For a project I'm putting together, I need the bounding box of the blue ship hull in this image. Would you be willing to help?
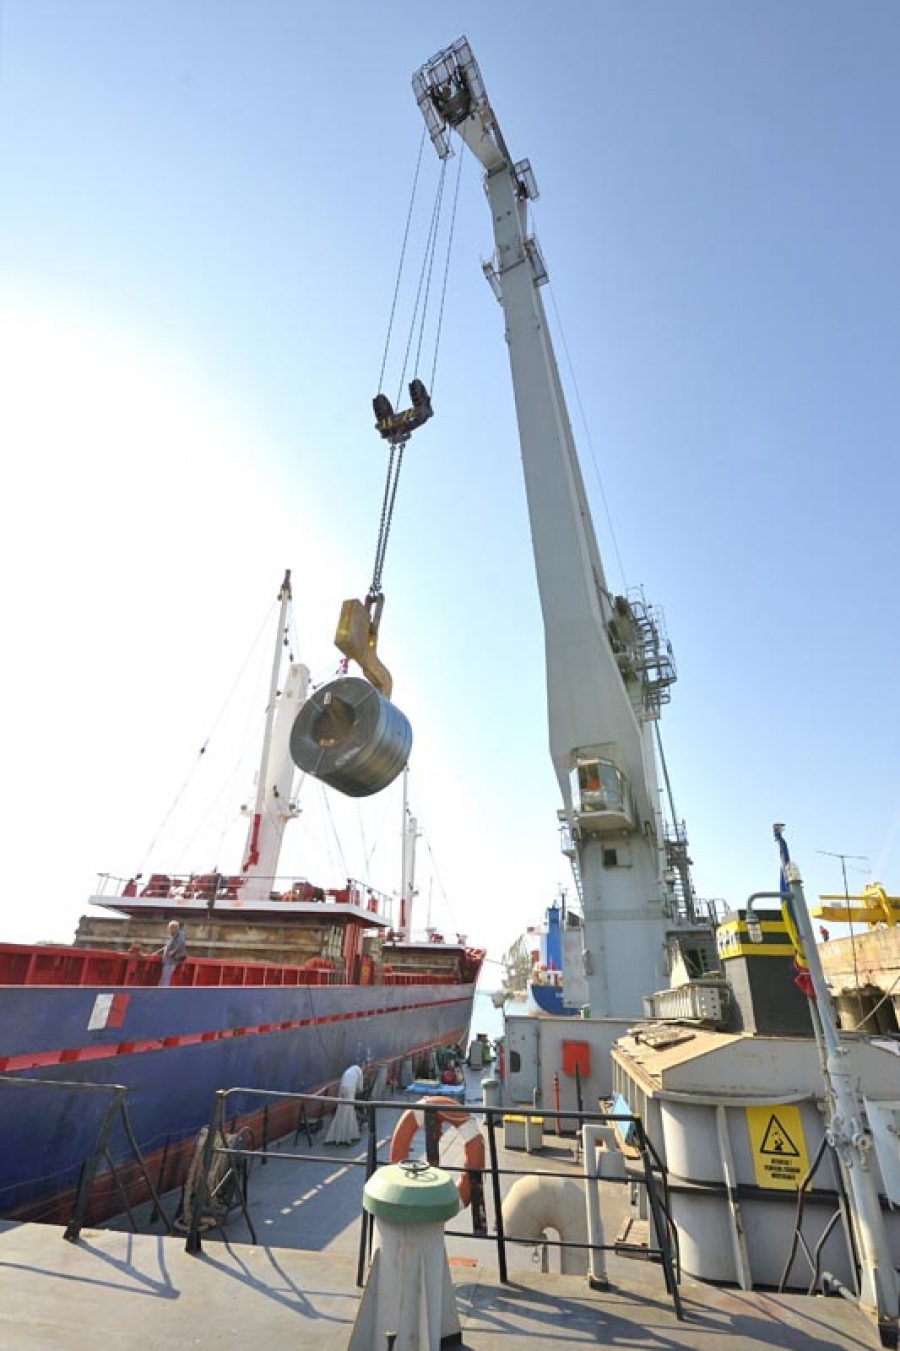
[0,980,476,1219]
[529,981,578,1017]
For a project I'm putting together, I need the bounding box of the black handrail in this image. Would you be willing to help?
[179,1083,684,1322]
[0,1075,172,1241]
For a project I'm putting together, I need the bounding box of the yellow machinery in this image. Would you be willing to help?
[812,882,899,928]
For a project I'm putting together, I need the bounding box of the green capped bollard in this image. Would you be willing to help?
[348,1161,461,1350]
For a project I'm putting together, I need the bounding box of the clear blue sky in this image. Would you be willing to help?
[1,2,897,965]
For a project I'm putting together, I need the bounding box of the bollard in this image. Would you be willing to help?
[481,1077,501,1111]
[348,1161,461,1350]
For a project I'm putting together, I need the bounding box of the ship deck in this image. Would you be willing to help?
[0,1070,886,1350]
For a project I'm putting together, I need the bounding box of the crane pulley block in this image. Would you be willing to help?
[373,378,433,447]
[334,593,393,698]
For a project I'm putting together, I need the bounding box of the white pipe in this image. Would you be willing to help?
[581,1124,608,1289]
[651,1088,812,1108]
[502,1175,588,1277]
[716,1103,752,1290]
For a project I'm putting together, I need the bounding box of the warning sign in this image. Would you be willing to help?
[745,1105,810,1191]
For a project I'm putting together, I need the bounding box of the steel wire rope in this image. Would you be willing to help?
[359,775,401,880]
[138,595,283,874]
[369,127,430,598]
[368,222,442,593]
[169,712,269,870]
[546,274,689,939]
[395,157,447,403]
[428,133,466,396]
[777,1133,831,1293]
[376,126,427,398]
[546,282,629,597]
[369,151,451,601]
[403,771,466,942]
[292,765,351,884]
[175,606,304,876]
[292,751,391,884]
[851,969,900,1030]
[305,788,412,940]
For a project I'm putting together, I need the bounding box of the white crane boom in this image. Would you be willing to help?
[414,38,682,1015]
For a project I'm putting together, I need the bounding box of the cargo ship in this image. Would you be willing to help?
[500,896,583,1017]
[0,571,484,1223]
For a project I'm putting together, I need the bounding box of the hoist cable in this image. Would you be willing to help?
[377,126,428,397]
[395,156,448,403]
[367,135,455,605]
[547,282,629,596]
[411,164,447,378]
[429,136,466,395]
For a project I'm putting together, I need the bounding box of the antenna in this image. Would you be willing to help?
[817,848,869,1022]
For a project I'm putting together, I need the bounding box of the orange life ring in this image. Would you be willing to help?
[389,1095,485,1207]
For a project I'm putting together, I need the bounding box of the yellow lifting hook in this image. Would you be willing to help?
[334,592,393,699]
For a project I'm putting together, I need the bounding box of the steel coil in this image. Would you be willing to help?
[289,676,412,798]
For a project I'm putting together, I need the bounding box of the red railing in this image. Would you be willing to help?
[94,871,394,918]
[0,944,485,990]
[0,944,341,989]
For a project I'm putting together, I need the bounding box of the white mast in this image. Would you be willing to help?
[775,828,899,1338]
[240,570,310,901]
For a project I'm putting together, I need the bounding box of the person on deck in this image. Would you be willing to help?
[324,1064,365,1145]
[157,921,187,986]
[441,1058,464,1087]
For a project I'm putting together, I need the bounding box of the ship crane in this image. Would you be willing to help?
[414,38,692,1017]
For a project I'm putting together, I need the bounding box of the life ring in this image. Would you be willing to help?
[389,1095,485,1207]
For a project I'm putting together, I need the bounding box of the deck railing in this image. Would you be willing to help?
[93,870,394,919]
[0,1076,171,1239]
[0,943,343,989]
[180,1083,684,1320]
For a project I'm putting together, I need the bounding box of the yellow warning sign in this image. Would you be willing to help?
[745,1104,810,1191]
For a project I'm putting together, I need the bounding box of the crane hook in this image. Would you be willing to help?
[334,591,392,698]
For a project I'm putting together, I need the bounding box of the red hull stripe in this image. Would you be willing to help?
[0,994,470,1074]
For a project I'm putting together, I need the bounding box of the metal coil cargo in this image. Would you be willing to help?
[289,675,412,798]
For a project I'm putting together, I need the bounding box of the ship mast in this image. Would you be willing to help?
[240,570,310,900]
[398,766,419,937]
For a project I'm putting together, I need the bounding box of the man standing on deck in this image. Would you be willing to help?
[157,920,186,986]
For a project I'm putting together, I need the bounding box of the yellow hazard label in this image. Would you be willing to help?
[745,1105,810,1191]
